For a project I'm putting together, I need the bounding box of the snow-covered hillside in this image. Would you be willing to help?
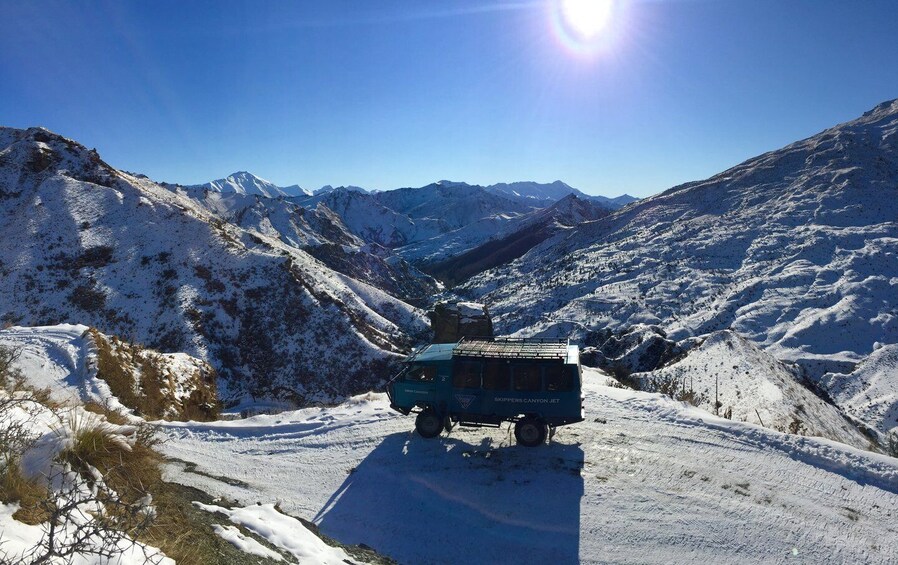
[421,194,611,283]
[462,100,898,382]
[158,368,898,564]
[631,330,871,449]
[0,127,427,405]
[167,186,439,300]
[189,171,310,198]
[374,181,534,231]
[0,324,217,421]
[818,344,898,441]
[295,187,447,248]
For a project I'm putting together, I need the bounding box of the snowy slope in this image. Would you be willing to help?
[461,99,898,378]
[631,330,870,449]
[189,171,310,198]
[395,194,610,266]
[158,368,898,564]
[0,127,427,405]
[818,344,898,440]
[0,324,121,408]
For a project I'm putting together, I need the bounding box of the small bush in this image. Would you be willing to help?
[59,413,162,506]
[0,454,52,525]
[69,285,107,312]
[90,329,140,410]
[82,400,129,425]
[648,373,708,407]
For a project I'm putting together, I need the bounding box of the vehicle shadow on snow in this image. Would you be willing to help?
[315,431,584,564]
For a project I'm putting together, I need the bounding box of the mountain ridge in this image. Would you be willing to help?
[0,126,426,405]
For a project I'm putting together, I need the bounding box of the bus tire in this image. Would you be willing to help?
[515,417,547,447]
[415,409,443,438]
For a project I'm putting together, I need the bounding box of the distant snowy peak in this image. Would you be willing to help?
[434,180,471,188]
[314,184,369,195]
[486,180,579,202]
[193,171,311,198]
[485,180,636,209]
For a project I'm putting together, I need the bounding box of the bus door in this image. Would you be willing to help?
[450,359,483,414]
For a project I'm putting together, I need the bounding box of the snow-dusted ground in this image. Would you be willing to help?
[159,368,898,564]
[0,325,347,564]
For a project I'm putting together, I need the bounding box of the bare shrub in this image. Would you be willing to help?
[648,373,708,407]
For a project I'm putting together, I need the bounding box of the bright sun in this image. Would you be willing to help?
[560,0,615,40]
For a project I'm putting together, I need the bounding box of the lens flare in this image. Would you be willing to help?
[550,0,624,57]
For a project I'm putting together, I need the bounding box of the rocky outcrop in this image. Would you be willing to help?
[429,302,493,343]
[582,325,687,378]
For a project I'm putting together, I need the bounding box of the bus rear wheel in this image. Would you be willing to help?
[415,409,443,438]
[515,417,547,447]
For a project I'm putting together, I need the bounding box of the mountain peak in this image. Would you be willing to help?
[861,98,898,119]
[434,180,470,188]
[192,172,310,198]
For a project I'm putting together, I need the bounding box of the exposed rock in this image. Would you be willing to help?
[429,302,493,343]
[582,325,686,377]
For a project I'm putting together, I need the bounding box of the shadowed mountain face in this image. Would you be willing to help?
[0,127,428,405]
[460,99,898,377]
[424,194,611,285]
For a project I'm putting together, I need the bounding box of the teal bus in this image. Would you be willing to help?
[387,337,584,446]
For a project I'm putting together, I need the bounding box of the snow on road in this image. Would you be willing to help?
[159,369,898,564]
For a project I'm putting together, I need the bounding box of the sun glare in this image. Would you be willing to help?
[550,0,623,57]
[561,0,614,40]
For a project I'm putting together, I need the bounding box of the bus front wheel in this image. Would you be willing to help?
[415,409,442,438]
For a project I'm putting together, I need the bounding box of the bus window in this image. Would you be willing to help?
[544,364,573,391]
[453,360,482,388]
[512,364,541,392]
[482,361,510,390]
[405,365,437,382]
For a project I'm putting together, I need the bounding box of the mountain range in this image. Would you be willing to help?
[1,100,896,448]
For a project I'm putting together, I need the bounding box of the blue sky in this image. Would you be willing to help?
[2,0,897,197]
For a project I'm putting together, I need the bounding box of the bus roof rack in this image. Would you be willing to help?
[453,336,569,360]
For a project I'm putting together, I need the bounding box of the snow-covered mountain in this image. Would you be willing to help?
[485,180,637,209]
[294,187,447,248]
[314,184,368,195]
[374,181,535,230]
[459,99,898,444]
[422,194,611,284]
[190,171,311,198]
[631,330,870,449]
[0,127,427,405]
[167,187,439,300]
[818,344,898,442]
